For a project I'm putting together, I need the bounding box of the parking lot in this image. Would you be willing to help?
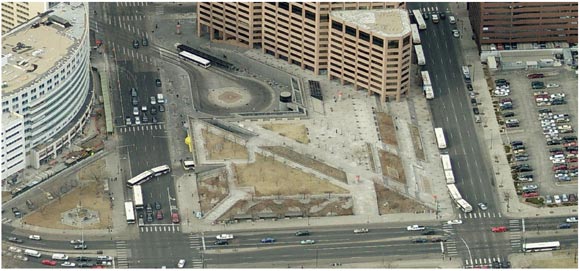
[490,67,578,204]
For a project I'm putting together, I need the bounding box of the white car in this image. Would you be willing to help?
[554,195,562,204]
[447,220,463,225]
[354,228,369,234]
[70,240,84,244]
[216,234,234,240]
[177,259,185,268]
[547,83,560,88]
[300,240,316,245]
[134,116,141,125]
[522,184,538,191]
[28,235,41,240]
[61,262,76,267]
[150,96,157,105]
[133,106,139,116]
[566,217,578,223]
[141,105,147,112]
[406,225,426,231]
[452,29,460,38]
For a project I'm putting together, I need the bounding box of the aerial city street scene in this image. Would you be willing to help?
[1,1,578,269]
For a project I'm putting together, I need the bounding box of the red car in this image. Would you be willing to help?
[567,158,578,163]
[527,73,544,79]
[171,212,180,223]
[553,165,568,171]
[492,226,508,233]
[564,142,577,147]
[156,210,163,220]
[41,260,57,266]
[523,192,539,198]
[570,150,578,154]
[570,165,578,170]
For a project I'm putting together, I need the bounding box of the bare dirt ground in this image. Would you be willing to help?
[202,129,248,160]
[377,112,398,146]
[374,182,430,214]
[77,159,107,181]
[217,197,353,221]
[2,191,12,204]
[234,154,348,196]
[378,150,406,183]
[509,249,577,268]
[261,123,309,144]
[409,125,425,161]
[366,143,376,172]
[261,146,348,183]
[198,171,229,213]
[23,180,111,230]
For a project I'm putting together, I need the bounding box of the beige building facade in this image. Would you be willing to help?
[329,9,412,102]
[1,2,49,34]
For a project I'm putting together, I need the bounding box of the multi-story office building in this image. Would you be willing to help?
[1,2,50,34]
[469,2,578,48]
[1,112,25,184]
[329,9,412,102]
[1,2,93,180]
[197,2,410,100]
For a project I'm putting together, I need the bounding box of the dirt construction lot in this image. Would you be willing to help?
[23,180,111,230]
[490,67,577,199]
[377,112,398,146]
[234,154,348,196]
[202,129,249,160]
[374,183,431,214]
[261,122,309,144]
[378,150,406,183]
[198,171,229,213]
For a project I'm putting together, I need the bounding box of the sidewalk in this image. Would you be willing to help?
[450,3,577,218]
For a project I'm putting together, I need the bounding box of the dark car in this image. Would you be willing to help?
[471,98,477,106]
[214,240,229,245]
[466,84,473,91]
[431,237,447,242]
[412,238,428,243]
[563,136,577,141]
[132,96,139,106]
[512,145,525,150]
[547,140,561,145]
[492,261,501,269]
[511,140,523,146]
[558,223,571,229]
[155,79,162,87]
[538,108,552,114]
[142,37,148,46]
[569,194,577,202]
[495,79,509,85]
[527,73,544,79]
[154,202,161,210]
[501,261,511,268]
[146,204,153,214]
[8,237,23,243]
[439,12,446,19]
[132,39,139,49]
[152,116,158,123]
[503,112,515,117]
[146,213,154,223]
[76,256,91,261]
[151,107,157,115]
[261,237,276,243]
[422,13,429,20]
[131,88,137,97]
[159,105,165,112]
[421,230,436,235]
[473,107,480,115]
[295,230,310,236]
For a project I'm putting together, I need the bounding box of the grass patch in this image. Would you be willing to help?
[261,123,309,144]
[202,129,248,160]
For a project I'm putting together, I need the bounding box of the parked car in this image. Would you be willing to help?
[473,107,480,115]
[554,195,562,204]
[527,73,544,79]
[154,202,161,210]
[155,79,162,87]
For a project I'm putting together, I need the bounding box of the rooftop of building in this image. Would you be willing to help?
[1,111,24,128]
[331,9,410,38]
[1,2,87,96]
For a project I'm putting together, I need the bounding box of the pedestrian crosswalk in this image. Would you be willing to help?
[441,224,458,256]
[155,6,164,15]
[464,256,508,268]
[119,124,165,133]
[508,219,523,251]
[114,240,130,268]
[457,211,502,219]
[116,2,148,7]
[139,224,180,233]
[189,234,205,268]
[2,218,13,224]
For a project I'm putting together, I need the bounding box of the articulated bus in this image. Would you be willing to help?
[151,165,171,177]
[522,241,560,252]
[434,128,447,149]
[446,184,462,201]
[440,154,452,171]
[126,170,153,186]
[125,201,136,224]
[132,185,144,210]
[182,160,196,170]
[178,51,211,68]
[444,170,456,184]
[412,10,427,30]
[456,199,473,213]
[414,45,426,66]
[411,24,421,44]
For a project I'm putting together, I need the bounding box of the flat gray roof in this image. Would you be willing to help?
[331,9,410,38]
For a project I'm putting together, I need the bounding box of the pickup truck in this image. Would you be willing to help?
[216,234,234,240]
[406,225,426,231]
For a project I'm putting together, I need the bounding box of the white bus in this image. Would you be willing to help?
[440,154,452,171]
[446,184,462,201]
[179,51,211,68]
[414,45,426,66]
[444,170,456,184]
[522,241,560,252]
[434,128,447,149]
[421,70,434,99]
[127,170,153,186]
[412,10,427,30]
[125,201,136,224]
[133,184,144,210]
[182,160,196,170]
[151,165,171,177]
[456,198,473,213]
[411,24,421,44]
[24,249,41,258]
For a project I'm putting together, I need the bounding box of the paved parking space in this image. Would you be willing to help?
[490,68,578,201]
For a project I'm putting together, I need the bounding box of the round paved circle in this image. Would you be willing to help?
[208,87,252,108]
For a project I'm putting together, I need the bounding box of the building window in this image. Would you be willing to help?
[345,25,357,37]
[359,31,370,42]
[388,40,399,49]
[332,21,343,31]
[373,37,384,47]
[403,36,410,46]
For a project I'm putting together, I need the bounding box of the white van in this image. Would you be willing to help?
[449,16,456,24]
[52,254,69,261]
[24,249,41,258]
[97,256,113,261]
[156,93,165,104]
[28,235,41,240]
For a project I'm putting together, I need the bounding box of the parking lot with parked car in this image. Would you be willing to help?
[491,68,577,205]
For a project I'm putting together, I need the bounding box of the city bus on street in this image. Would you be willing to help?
[178,51,211,68]
[133,185,144,210]
[125,202,136,224]
[151,165,171,177]
[126,170,153,186]
[522,241,560,252]
[412,9,427,30]
[447,184,462,201]
[411,24,421,44]
[456,199,473,213]
[434,128,447,149]
[414,45,426,66]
